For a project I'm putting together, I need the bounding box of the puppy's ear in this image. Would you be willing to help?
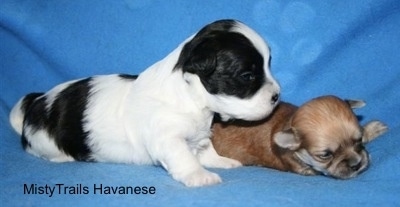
[345,99,366,109]
[176,38,217,77]
[362,121,388,143]
[185,49,216,77]
[273,128,300,150]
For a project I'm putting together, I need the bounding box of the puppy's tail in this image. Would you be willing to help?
[9,93,44,135]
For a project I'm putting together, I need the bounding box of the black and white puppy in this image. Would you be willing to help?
[9,19,280,187]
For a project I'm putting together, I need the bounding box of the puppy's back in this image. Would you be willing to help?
[212,102,297,167]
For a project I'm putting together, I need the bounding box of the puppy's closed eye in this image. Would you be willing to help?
[314,150,333,161]
[240,71,255,82]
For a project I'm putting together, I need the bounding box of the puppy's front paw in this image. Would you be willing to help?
[174,168,222,187]
[203,156,242,169]
[298,167,318,176]
[363,121,388,143]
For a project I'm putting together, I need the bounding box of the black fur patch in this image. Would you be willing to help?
[20,93,44,149]
[23,78,93,161]
[174,19,265,99]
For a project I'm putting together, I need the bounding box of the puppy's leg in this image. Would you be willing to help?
[362,121,388,143]
[197,140,242,169]
[293,165,318,176]
[286,153,318,176]
[155,138,222,187]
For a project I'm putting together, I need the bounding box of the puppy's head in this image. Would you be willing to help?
[274,96,385,179]
[174,19,280,121]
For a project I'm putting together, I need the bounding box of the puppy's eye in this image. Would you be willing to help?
[240,71,255,81]
[316,151,333,160]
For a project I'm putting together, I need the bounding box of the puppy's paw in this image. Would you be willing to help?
[200,155,242,169]
[292,163,317,176]
[210,156,242,169]
[299,167,318,176]
[363,121,388,143]
[174,168,222,187]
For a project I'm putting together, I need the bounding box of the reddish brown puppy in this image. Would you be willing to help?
[212,95,387,179]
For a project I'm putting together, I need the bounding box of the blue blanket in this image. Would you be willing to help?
[1,1,399,206]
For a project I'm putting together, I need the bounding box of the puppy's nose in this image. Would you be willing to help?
[271,93,280,104]
[350,161,362,171]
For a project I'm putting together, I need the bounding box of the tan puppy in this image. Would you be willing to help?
[212,95,388,179]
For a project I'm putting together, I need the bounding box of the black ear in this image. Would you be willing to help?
[175,37,217,77]
[185,41,217,76]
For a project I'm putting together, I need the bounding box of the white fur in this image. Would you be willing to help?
[24,126,75,162]
[10,20,279,187]
[80,50,243,186]
[208,84,279,121]
[9,97,25,135]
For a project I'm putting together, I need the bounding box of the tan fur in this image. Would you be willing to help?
[212,102,297,171]
[212,95,388,178]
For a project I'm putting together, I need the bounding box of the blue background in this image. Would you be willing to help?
[1,0,399,206]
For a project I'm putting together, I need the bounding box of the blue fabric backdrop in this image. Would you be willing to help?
[1,1,399,206]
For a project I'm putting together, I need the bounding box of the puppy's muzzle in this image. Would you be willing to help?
[349,160,362,172]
